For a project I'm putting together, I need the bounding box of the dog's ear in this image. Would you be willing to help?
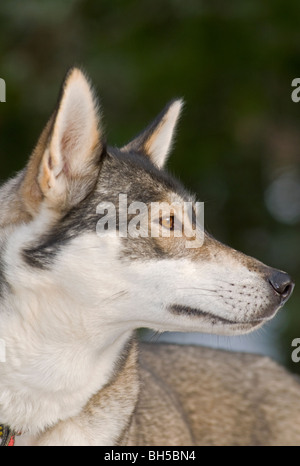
[22,68,103,214]
[122,99,183,169]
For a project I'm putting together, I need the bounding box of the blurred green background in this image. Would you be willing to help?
[0,0,299,372]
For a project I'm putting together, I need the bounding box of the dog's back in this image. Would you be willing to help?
[125,343,300,446]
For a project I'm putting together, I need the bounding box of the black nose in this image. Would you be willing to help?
[268,271,295,302]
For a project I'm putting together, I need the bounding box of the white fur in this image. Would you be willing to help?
[0,205,272,443]
[0,221,131,435]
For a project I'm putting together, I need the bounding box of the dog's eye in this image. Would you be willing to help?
[159,214,175,230]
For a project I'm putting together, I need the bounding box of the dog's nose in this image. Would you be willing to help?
[268,270,295,303]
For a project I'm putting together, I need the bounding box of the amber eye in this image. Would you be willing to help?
[159,214,175,230]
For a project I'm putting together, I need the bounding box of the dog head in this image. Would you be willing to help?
[0,68,294,341]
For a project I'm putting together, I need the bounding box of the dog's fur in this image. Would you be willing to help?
[0,69,299,446]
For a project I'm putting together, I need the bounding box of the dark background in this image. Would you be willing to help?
[0,0,299,373]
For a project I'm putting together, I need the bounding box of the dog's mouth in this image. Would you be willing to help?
[169,304,273,329]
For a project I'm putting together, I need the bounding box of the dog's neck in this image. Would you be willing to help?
[1,313,138,445]
[17,338,140,446]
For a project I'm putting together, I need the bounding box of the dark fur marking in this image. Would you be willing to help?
[169,304,260,328]
[170,304,238,324]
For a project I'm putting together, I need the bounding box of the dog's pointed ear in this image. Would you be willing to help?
[22,68,103,214]
[122,99,183,169]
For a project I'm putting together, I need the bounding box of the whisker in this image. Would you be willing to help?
[176,287,218,292]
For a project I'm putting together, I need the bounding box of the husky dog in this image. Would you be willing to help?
[0,68,298,446]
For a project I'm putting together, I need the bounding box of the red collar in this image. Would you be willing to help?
[0,425,15,446]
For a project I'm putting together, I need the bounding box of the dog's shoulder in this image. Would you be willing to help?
[139,340,281,377]
[136,342,300,445]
